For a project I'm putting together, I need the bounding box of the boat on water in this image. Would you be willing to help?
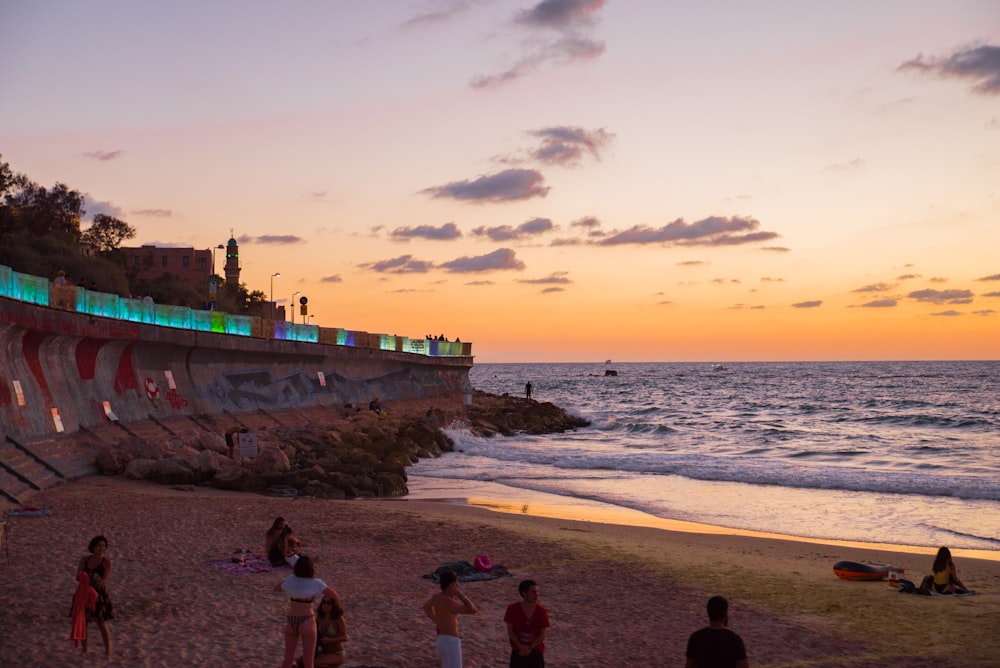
[711,363,727,372]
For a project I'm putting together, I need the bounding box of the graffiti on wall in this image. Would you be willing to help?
[204,366,426,409]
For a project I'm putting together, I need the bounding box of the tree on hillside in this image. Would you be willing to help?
[81,214,136,252]
[4,178,84,241]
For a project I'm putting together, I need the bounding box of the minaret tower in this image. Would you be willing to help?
[224,231,241,286]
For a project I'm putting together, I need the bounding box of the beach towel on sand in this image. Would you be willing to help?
[422,560,513,583]
[206,554,276,574]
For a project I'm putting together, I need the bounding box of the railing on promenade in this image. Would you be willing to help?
[0,264,471,358]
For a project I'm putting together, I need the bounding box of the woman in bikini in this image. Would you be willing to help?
[77,535,114,655]
[314,595,348,666]
[274,555,339,668]
[932,546,968,594]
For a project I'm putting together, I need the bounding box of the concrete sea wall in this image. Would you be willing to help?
[0,295,473,504]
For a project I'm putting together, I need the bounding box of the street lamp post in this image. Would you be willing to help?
[212,244,225,275]
[291,291,301,323]
[270,273,281,321]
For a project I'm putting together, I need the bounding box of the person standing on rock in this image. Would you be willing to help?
[525,382,532,400]
[423,569,477,668]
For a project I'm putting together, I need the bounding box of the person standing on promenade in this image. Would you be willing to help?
[525,382,532,399]
[422,569,477,668]
[77,535,115,656]
[504,579,550,668]
[685,595,749,668]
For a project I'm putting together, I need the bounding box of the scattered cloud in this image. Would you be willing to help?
[528,126,615,166]
[400,1,473,29]
[596,216,778,247]
[760,276,785,282]
[421,169,549,203]
[518,271,571,285]
[465,280,495,286]
[930,310,963,317]
[472,217,554,241]
[471,0,606,89]
[390,222,462,241]
[897,273,920,280]
[541,286,565,294]
[907,288,974,304]
[679,261,707,267]
[860,298,898,308]
[549,238,583,246]
[321,275,343,283]
[81,194,123,221]
[82,150,124,161]
[853,282,894,293]
[928,276,948,283]
[984,291,1000,298]
[132,208,173,218]
[761,246,791,253]
[977,273,1000,281]
[712,278,741,285]
[898,43,1000,95]
[792,300,822,308]
[255,235,305,244]
[570,216,601,229]
[361,254,435,274]
[972,309,996,316]
[439,248,525,273]
[825,157,866,171]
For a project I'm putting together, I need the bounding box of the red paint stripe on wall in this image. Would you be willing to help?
[114,341,139,395]
[75,338,107,380]
[21,330,53,404]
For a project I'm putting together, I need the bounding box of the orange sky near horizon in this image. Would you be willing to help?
[2,1,998,362]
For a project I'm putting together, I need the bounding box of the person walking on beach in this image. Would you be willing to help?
[685,596,749,668]
[525,381,532,400]
[275,555,340,668]
[77,535,115,656]
[504,579,550,668]
[422,569,477,668]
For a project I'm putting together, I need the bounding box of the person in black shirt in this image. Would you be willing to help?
[685,596,749,668]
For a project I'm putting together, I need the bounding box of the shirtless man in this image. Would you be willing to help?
[422,570,477,668]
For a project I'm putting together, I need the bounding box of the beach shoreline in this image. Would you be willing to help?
[2,476,998,667]
[401,476,1000,564]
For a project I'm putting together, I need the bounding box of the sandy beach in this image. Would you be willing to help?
[2,476,998,668]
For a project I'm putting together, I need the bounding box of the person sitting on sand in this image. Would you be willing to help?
[275,555,340,668]
[270,524,295,567]
[285,536,302,567]
[932,546,968,594]
[423,569,477,668]
[266,517,288,555]
[308,595,348,667]
[685,595,749,668]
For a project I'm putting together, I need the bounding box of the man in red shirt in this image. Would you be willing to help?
[503,579,550,668]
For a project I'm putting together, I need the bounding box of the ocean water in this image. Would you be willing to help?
[407,361,1000,553]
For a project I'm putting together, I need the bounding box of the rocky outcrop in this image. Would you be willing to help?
[92,391,588,500]
[462,390,591,436]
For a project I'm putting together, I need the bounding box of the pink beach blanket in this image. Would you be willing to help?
[206,554,277,574]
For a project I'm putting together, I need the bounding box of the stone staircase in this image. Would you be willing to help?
[0,433,98,506]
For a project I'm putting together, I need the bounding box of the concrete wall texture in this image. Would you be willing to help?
[0,296,473,441]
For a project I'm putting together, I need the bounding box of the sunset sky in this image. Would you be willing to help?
[3,0,999,362]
